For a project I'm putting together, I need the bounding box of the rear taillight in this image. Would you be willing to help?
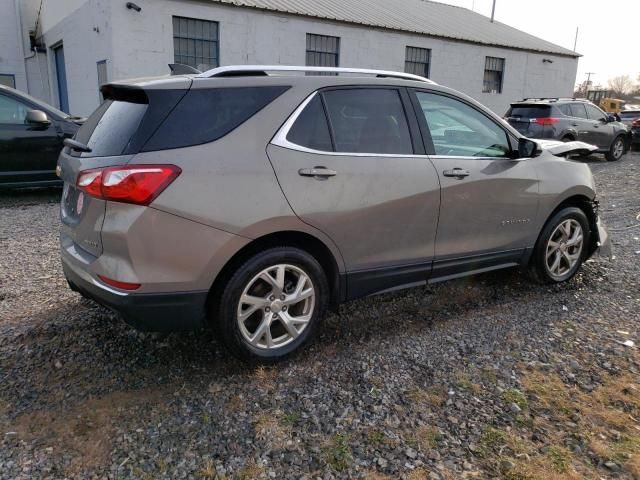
[632,119,640,127]
[97,275,141,291]
[76,164,181,205]
[531,117,560,126]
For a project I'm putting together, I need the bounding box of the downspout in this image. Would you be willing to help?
[15,0,35,60]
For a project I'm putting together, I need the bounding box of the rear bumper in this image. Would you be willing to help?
[62,254,208,332]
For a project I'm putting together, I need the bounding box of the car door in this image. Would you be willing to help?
[409,89,540,277]
[267,87,441,297]
[585,103,614,149]
[567,103,594,144]
[0,92,62,184]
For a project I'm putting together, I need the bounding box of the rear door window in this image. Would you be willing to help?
[143,86,289,151]
[286,94,333,151]
[321,88,413,155]
[557,104,572,116]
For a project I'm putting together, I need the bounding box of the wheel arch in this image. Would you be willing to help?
[527,193,599,265]
[206,230,345,319]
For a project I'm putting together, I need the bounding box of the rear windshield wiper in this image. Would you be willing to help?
[64,138,92,153]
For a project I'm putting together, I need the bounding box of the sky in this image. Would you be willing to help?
[429,0,640,89]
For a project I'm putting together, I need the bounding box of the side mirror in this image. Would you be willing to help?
[517,137,540,158]
[606,113,618,123]
[25,109,51,128]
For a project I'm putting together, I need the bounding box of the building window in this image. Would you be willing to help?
[97,60,108,102]
[483,56,505,94]
[172,16,219,71]
[306,33,340,69]
[405,46,430,78]
[0,74,16,89]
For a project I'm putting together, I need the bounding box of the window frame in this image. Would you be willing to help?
[172,16,220,70]
[408,88,517,158]
[97,60,108,102]
[0,74,16,89]
[305,33,340,69]
[482,56,505,94]
[272,86,424,157]
[404,46,431,78]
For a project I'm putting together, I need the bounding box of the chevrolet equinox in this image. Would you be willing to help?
[58,66,610,362]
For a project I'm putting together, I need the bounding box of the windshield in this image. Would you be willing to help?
[5,87,69,119]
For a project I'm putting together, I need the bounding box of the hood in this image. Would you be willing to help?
[535,139,598,157]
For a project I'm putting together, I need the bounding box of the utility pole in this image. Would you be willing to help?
[573,26,579,51]
[490,0,496,22]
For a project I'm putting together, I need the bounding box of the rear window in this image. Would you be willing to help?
[619,111,640,119]
[142,86,289,151]
[507,105,551,118]
[73,99,148,157]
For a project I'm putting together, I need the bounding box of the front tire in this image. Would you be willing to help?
[605,135,625,161]
[530,207,590,284]
[214,247,329,363]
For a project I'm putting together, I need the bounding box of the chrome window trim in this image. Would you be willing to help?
[271,91,510,160]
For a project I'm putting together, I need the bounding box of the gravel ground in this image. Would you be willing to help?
[1,151,639,480]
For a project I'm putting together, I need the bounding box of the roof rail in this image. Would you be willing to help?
[521,97,588,102]
[196,65,437,84]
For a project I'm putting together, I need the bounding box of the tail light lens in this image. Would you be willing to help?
[76,164,181,205]
[531,117,560,126]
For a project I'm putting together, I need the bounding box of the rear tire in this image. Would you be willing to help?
[213,247,329,363]
[605,135,625,161]
[530,207,590,284]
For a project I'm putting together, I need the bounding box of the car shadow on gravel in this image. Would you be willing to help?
[1,257,609,419]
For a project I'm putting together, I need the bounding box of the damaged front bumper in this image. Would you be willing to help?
[588,200,613,259]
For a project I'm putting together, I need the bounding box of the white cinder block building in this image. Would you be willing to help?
[1,0,580,116]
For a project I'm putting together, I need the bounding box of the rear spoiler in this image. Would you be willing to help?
[168,63,201,75]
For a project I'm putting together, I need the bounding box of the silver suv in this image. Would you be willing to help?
[58,66,610,362]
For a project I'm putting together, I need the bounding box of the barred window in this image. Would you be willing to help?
[306,34,340,69]
[483,56,505,94]
[405,46,431,78]
[173,16,219,71]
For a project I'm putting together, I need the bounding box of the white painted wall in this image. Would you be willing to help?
[0,0,28,91]
[41,0,114,115]
[30,0,578,116]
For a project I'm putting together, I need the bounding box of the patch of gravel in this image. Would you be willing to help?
[1,153,639,479]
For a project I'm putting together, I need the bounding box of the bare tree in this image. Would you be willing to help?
[608,75,634,95]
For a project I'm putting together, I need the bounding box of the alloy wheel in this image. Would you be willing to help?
[545,219,584,280]
[613,138,624,159]
[237,264,315,349]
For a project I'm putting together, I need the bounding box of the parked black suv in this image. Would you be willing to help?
[619,110,640,147]
[0,84,84,188]
[505,98,631,161]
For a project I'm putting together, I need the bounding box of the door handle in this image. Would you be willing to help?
[442,168,470,178]
[571,123,579,127]
[298,166,337,179]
